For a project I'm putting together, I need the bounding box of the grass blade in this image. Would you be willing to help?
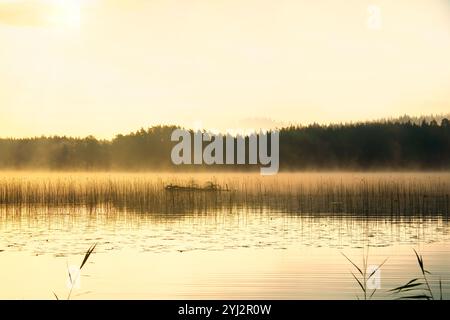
[389,282,424,293]
[396,294,431,300]
[368,258,388,280]
[80,243,97,270]
[342,253,363,276]
[369,289,377,300]
[413,248,424,274]
[66,261,73,286]
[388,278,421,292]
[351,272,365,294]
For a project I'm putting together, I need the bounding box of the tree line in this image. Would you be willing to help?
[0,118,449,170]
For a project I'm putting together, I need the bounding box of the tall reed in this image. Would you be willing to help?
[54,243,97,300]
[0,172,448,215]
[389,249,444,300]
[342,248,387,300]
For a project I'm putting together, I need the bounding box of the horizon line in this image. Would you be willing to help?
[1,112,449,141]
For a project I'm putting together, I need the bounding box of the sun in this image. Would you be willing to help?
[47,0,81,29]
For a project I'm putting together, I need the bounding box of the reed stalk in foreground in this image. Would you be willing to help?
[345,248,446,300]
[53,243,97,300]
[389,249,444,300]
[342,248,387,300]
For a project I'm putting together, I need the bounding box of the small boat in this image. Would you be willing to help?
[165,181,229,192]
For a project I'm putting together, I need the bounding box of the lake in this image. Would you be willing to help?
[0,172,449,299]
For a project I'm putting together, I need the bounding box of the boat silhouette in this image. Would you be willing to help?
[164,181,230,192]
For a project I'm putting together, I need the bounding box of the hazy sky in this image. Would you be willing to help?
[1,0,450,138]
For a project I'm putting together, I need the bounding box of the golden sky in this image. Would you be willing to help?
[0,0,449,138]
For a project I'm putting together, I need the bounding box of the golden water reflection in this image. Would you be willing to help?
[0,205,449,299]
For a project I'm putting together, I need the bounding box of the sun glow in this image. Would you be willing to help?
[47,0,81,29]
[1,0,449,138]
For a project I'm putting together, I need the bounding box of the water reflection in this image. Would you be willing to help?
[0,205,449,255]
[0,205,449,299]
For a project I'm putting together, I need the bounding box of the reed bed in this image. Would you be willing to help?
[0,172,449,215]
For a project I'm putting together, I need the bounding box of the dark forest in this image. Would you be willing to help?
[1,117,449,170]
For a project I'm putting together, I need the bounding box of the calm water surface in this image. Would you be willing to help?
[0,204,449,299]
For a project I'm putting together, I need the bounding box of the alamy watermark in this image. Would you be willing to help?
[367,4,382,31]
[170,129,280,175]
[67,265,81,290]
[366,264,382,290]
